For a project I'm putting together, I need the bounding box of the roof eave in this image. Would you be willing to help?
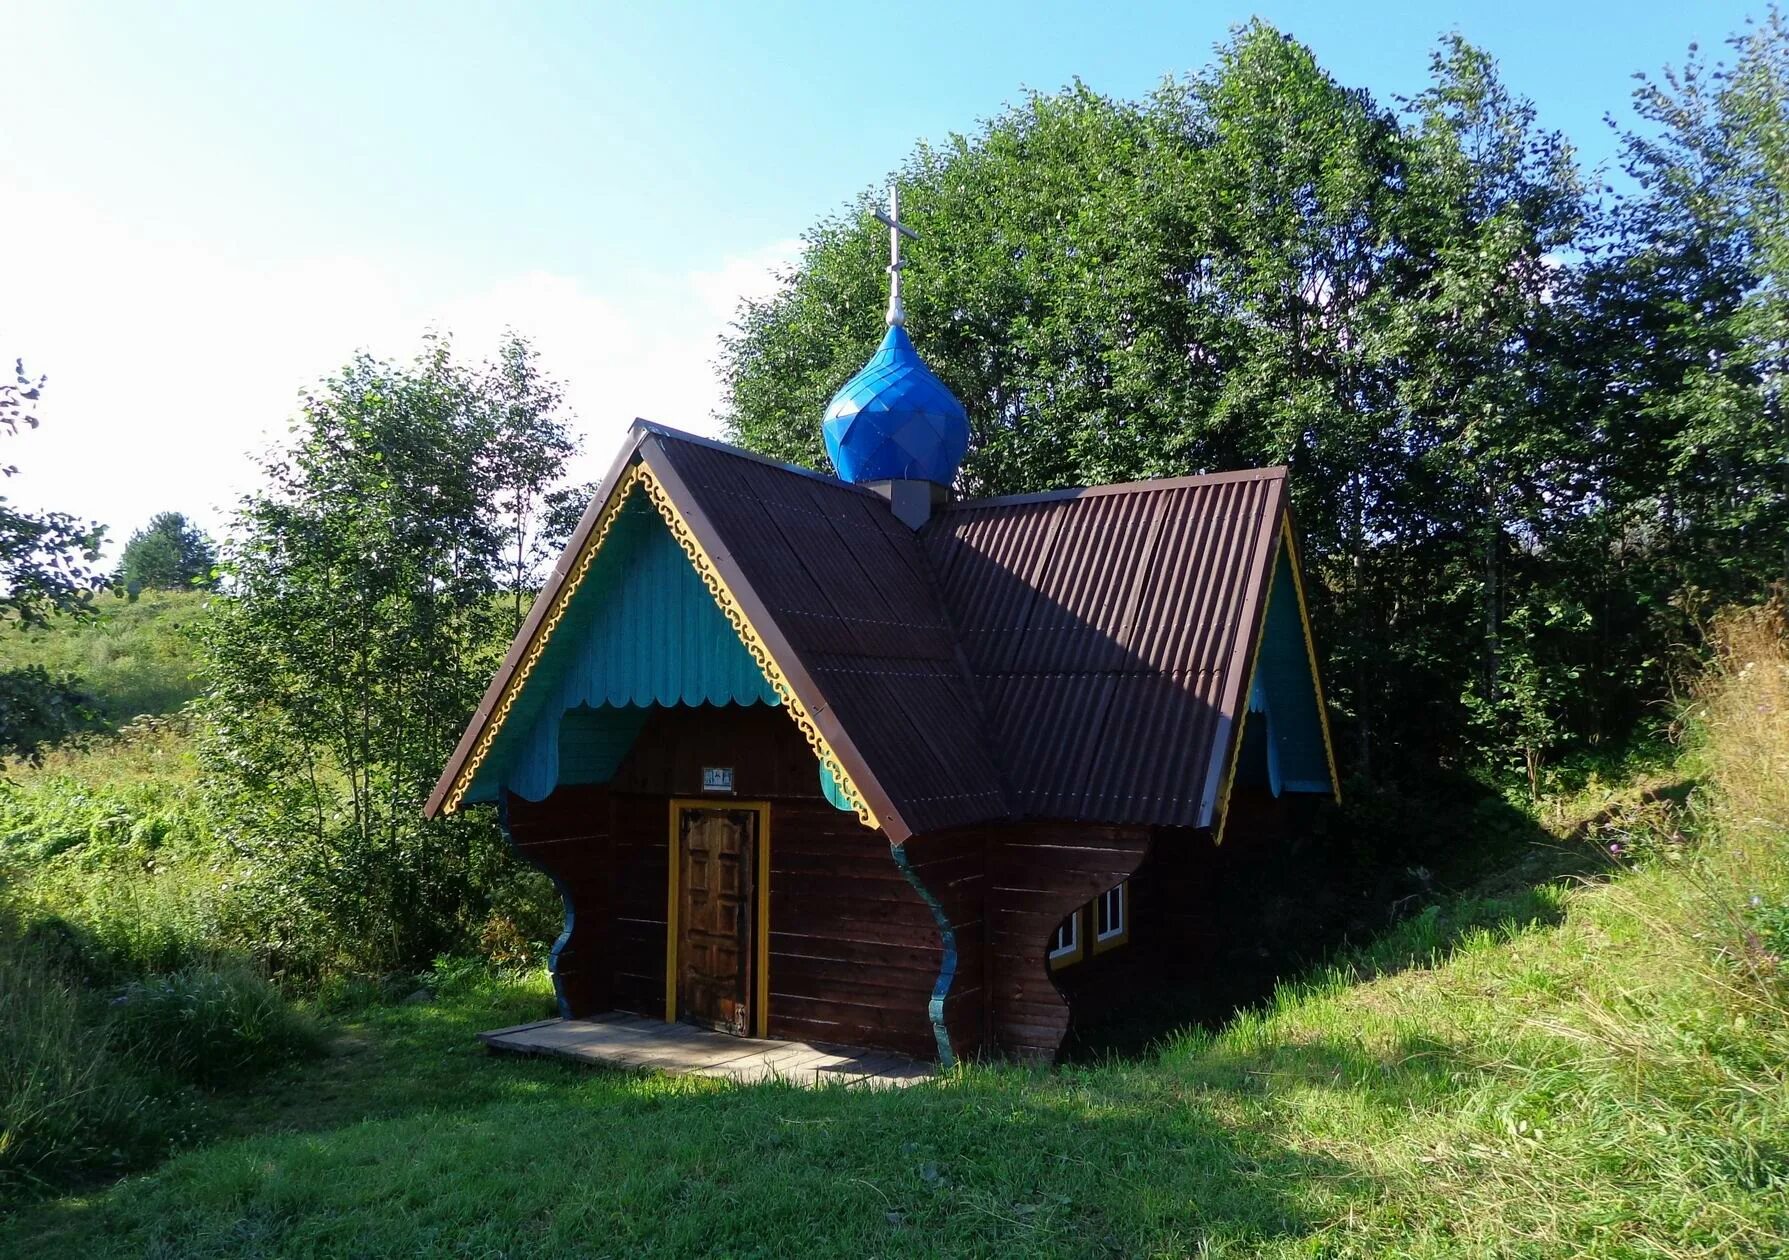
[636,433,914,843]
[1195,471,1290,832]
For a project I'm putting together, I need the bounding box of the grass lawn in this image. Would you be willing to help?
[3,823,1784,1259]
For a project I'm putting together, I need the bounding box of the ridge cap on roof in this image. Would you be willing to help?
[944,465,1288,512]
[631,419,879,498]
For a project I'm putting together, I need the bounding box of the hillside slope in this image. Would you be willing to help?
[1,612,1783,1257]
[0,589,209,728]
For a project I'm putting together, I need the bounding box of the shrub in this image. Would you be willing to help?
[0,938,153,1193]
[111,965,320,1085]
[0,665,96,761]
[1,721,560,985]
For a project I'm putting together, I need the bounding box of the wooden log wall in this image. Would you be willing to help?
[1128,824,1222,974]
[504,703,945,1059]
[502,703,1177,1064]
[896,830,987,1062]
[765,799,939,1059]
[608,703,829,800]
[1129,790,1299,975]
[607,792,669,1016]
[1057,792,1321,1037]
[985,823,1153,1062]
[504,785,669,1020]
[502,784,615,1018]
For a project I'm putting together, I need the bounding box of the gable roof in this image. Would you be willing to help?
[921,468,1291,828]
[427,422,1334,843]
[642,431,1008,836]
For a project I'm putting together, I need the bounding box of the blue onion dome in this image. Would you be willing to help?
[822,323,969,485]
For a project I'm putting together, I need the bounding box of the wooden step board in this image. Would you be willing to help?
[479,1012,935,1089]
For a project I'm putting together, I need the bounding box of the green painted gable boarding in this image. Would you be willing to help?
[1238,548,1333,797]
[462,497,780,805]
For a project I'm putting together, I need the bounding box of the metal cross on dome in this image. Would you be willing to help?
[874,183,918,327]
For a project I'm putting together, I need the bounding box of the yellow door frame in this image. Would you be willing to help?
[665,799,771,1038]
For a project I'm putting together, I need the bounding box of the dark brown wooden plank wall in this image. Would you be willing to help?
[766,799,939,1058]
[897,829,988,1061]
[506,778,1154,1064]
[509,704,949,1058]
[503,784,614,1017]
[608,703,829,801]
[608,791,669,1016]
[985,823,1153,1062]
[504,786,671,1020]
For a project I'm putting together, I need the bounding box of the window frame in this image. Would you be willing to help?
[1048,907,1084,970]
[1091,880,1130,954]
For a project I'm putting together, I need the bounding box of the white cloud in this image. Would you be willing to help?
[429,238,798,492]
[0,184,798,555]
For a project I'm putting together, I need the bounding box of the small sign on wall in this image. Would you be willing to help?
[701,766,735,793]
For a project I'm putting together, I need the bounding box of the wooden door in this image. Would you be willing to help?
[676,807,756,1035]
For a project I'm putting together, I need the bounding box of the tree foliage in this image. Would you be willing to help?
[200,333,574,973]
[0,361,106,632]
[483,334,581,633]
[0,361,107,760]
[722,18,1789,790]
[116,511,217,593]
[1592,11,1789,613]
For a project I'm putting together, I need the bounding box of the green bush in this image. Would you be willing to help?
[2,723,561,986]
[0,664,96,761]
[111,965,320,1084]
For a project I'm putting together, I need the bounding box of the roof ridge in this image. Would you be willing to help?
[630,420,880,499]
[945,465,1288,512]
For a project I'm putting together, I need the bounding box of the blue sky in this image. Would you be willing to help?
[1,0,1759,547]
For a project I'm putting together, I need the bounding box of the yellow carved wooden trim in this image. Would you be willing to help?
[634,467,879,830]
[442,462,880,831]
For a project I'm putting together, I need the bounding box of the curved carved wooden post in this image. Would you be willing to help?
[500,787,614,1019]
[891,830,989,1065]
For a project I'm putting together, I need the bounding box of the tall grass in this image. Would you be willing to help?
[0,728,245,982]
[1161,603,1789,1254]
[0,936,320,1197]
[0,942,154,1192]
[1696,602,1789,979]
[0,724,323,1199]
[111,965,320,1084]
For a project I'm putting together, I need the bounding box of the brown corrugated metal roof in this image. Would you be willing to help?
[430,422,1296,839]
[643,432,1008,839]
[921,469,1287,828]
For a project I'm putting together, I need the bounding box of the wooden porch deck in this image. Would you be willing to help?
[479,1012,936,1088]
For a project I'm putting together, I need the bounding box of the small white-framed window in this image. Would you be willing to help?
[1048,908,1082,969]
[1092,881,1129,953]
